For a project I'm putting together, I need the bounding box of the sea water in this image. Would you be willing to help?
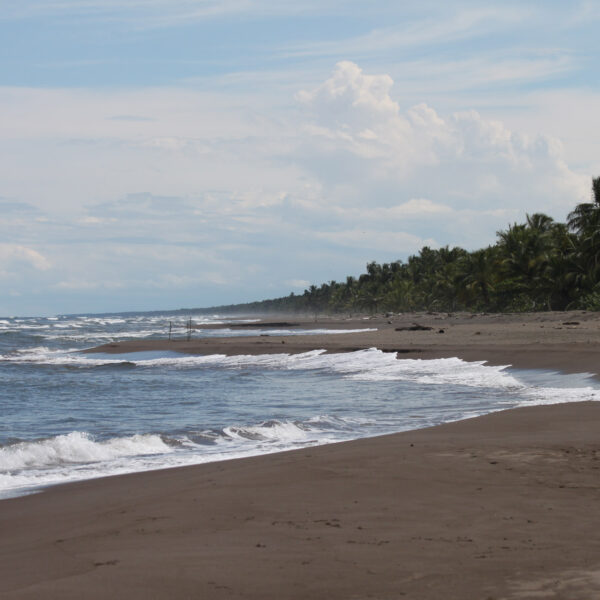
[1,312,599,499]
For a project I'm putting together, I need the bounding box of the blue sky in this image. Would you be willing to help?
[1,1,600,315]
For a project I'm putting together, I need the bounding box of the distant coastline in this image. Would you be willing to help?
[85,310,600,378]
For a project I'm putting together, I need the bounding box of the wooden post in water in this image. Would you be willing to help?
[187,317,192,342]
[168,321,172,341]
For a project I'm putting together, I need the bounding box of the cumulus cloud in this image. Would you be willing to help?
[296,61,588,215]
[0,60,594,314]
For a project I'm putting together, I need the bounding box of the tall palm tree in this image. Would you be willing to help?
[568,176,600,235]
[496,214,557,300]
[457,247,498,308]
[568,177,600,288]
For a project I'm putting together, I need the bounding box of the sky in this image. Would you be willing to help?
[1,1,600,316]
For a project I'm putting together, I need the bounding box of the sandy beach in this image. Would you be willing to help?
[2,401,600,599]
[87,310,600,375]
[3,311,600,599]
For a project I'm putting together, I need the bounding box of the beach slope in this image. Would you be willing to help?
[85,311,600,375]
[2,402,600,599]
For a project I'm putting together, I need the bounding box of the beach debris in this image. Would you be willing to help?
[438,329,445,334]
[563,321,580,326]
[395,323,434,331]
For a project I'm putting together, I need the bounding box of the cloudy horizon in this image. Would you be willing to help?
[1,1,599,316]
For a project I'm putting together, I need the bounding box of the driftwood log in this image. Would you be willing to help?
[395,323,434,331]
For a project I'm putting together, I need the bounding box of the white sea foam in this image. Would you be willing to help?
[521,385,600,405]
[0,418,338,472]
[0,432,171,472]
[0,419,346,498]
[74,317,127,326]
[4,311,600,502]
[5,346,600,408]
[0,346,552,391]
[224,420,311,443]
[41,329,164,341]
[40,326,376,342]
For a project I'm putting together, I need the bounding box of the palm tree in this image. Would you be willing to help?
[526,212,555,233]
[457,247,498,308]
[568,176,600,235]
[496,214,558,301]
[568,177,600,289]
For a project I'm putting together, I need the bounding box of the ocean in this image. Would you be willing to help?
[1,311,599,500]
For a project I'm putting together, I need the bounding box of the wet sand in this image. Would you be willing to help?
[87,310,600,376]
[3,311,600,598]
[2,402,600,599]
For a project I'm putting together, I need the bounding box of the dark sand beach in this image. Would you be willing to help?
[88,310,600,375]
[3,311,600,599]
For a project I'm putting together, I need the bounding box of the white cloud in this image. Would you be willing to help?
[389,198,453,217]
[0,58,596,314]
[78,216,117,225]
[485,89,600,175]
[0,86,299,216]
[285,279,310,289]
[286,5,531,59]
[567,1,600,25]
[0,244,51,271]
[53,279,123,291]
[296,61,589,215]
[314,229,437,254]
[1,0,353,27]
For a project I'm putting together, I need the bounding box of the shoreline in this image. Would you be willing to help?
[5,312,600,597]
[2,401,600,598]
[85,310,600,377]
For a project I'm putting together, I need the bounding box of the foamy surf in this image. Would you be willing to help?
[0,418,347,498]
[2,347,523,389]
[6,346,600,401]
[0,312,374,343]
[3,311,600,501]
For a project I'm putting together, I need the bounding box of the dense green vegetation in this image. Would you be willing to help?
[211,177,600,315]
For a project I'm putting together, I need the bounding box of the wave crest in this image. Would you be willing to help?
[0,432,171,472]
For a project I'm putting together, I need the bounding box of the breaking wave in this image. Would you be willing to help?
[0,431,171,472]
[0,418,350,498]
[1,347,524,389]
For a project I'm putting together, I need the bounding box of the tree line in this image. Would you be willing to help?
[209,177,600,315]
